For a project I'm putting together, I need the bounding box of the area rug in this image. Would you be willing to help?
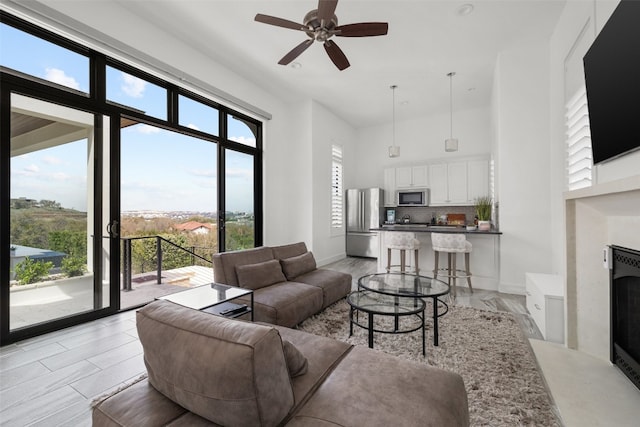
[297,299,561,426]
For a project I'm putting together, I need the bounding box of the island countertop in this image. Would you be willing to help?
[372,224,502,235]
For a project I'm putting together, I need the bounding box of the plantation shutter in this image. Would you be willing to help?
[331,144,343,229]
[566,86,593,191]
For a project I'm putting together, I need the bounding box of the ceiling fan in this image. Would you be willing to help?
[255,0,388,71]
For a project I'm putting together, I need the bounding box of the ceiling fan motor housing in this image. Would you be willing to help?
[304,10,339,42]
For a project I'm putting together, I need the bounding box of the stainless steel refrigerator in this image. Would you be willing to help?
[346,188,384,258]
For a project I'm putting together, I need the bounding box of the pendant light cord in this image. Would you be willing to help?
[448,72,454,138]
[391,85,397,148]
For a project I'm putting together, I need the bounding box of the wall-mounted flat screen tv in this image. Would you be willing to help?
[583,0,640,165]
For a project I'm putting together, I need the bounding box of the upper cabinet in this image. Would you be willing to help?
[395,165,428,188]
[428,158,489,206]
[383,168,396,207]
[467,159,490,202]
[383,158,489,207]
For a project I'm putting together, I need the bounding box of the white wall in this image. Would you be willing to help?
[492,40,553,294]
[263,100,313,247]
[354,107,492,189]
[311,101,357,265]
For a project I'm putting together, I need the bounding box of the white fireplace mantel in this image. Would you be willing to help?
[565,174,640,360]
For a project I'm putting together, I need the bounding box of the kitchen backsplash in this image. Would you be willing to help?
[387,205,499,226]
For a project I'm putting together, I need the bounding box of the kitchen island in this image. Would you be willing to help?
[373,225,501,291]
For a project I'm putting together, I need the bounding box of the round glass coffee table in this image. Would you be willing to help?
[358,273,450,346]
[347,290,426,355]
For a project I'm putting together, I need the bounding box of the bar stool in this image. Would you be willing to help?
[431,233,473,299]
[385,232,420,274]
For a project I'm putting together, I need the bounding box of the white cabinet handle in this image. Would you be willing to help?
[534,303,541,311]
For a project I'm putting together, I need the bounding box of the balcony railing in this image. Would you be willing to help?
[121,235,214,291]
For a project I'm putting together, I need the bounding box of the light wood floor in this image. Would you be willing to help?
[0,257,542,426]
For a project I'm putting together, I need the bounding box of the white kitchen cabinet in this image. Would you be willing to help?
[396,165,428,188]
[525,273,565,344]
[383,168,396,207]
[428,159,489,206]
[428,164,447,204]
[447,162,468,204]
[467,159,490,203]
[429,162,467,205]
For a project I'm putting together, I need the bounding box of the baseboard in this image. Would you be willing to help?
[499,282,525,295]
[317,253,346,267]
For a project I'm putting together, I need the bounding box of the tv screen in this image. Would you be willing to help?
[583,0,640,165]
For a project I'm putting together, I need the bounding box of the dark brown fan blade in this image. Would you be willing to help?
[323,40,350,70]
[278,39,314,65]
[335,22,388,37]
[317,0,338,24]
[255,14,307,31]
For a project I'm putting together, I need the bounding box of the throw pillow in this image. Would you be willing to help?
[236,259,286,290]
[282,340,308,377]
[280,251,317,280]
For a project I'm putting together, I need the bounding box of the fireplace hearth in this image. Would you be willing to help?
[611,245,640,391]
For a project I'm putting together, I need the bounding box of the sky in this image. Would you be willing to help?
[2,23,256,213]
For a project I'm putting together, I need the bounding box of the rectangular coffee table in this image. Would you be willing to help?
[159,283,253,320]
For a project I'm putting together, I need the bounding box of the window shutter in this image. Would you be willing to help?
[331,145,343,229]
[566,86,593,191]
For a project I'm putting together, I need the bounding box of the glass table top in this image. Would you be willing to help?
[158,283,251,310]
[358,273,450,298]
[347,291,425,315]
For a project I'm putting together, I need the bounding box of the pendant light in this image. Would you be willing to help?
[388,85,400,158]
[445,72,459,152]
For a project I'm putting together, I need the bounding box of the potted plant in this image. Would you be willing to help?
[474,196,493,231]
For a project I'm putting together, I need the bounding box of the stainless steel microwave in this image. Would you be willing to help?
[397,189,429,206]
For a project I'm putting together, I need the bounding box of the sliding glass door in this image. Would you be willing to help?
[5,93,115,337]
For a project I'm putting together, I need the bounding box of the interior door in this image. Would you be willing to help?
[4,93,115,339]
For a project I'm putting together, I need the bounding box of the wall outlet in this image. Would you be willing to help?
[603,246,612,269]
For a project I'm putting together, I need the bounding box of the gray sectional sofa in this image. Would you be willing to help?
[212,242,352,327]
[92,300,470,426]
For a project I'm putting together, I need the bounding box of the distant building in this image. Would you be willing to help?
[173,221,214,235]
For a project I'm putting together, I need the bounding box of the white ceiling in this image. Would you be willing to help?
[38,0,566,128]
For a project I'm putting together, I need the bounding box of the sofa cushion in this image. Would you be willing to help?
[275,326,352,411]
[136,300,294,427]
[236,259,286,290]
[212,246,274,286]
[237,282,323,327]
[294,269,352,309]
[281,251,317,280]
[283,340,308,377]
[287,345,470,427]
[271,242,308,261]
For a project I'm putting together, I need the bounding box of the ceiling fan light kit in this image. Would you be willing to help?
[255,0,388,70]
[389,85,400,158]
[445,72,459,152]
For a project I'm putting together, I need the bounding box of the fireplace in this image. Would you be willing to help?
[610,245,640,391]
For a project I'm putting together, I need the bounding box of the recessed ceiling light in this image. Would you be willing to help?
[290,62,302,69]
[457,4,474,16]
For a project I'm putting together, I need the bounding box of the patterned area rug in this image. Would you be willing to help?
[296,299,561,426]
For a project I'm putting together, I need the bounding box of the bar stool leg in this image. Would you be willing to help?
[451,252,457,298]
[433,251,439,279]
[465,252,473,293]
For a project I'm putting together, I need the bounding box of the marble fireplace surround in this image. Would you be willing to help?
[565,174,640,361]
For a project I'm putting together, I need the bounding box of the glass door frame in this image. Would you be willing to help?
[0,79,120,345]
